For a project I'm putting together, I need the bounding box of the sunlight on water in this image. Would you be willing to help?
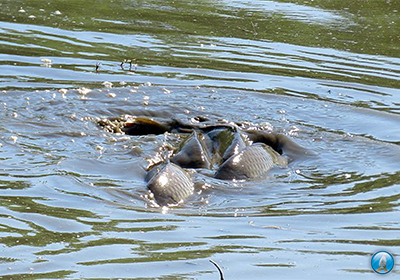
[220,0,354,26]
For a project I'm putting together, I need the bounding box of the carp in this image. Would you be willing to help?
[122,117,171,135]
[171,131,213,169]
[214,143,287,180]
[146,161,194,206]
[206,126,248,163]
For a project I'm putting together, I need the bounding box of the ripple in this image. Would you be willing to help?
[0,0,399,278]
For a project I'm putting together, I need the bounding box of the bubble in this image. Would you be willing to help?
[59,88,68,94]
[40,58,52,64]
[10,136,18,143]
[102,81,113,88]
[77,87,92,95]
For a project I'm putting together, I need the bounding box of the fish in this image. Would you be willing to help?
[206,126,248,163]
[214,143,287,180]
[221,129,247,160]
[146,161,194,206]
[122,117,171,135]
[245,130,310,158]
[171,131,213,169]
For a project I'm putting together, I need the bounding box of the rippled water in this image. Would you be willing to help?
[0,0,400,279]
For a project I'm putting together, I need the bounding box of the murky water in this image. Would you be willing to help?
[0,0,400,279]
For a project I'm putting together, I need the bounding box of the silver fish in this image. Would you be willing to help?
[214,143,287,180]
[146,161,194,206]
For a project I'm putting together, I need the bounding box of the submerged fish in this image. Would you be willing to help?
[123,117,171,135]
[214,143,287,180]
[245,130,309,158]
[146,161,194,206]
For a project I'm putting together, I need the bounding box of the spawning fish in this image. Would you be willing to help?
[214,143,287,180]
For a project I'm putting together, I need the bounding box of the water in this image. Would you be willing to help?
[0,0,400,279]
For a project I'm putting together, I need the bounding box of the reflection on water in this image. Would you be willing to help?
[220,0,353,26]
[0,0,399,279]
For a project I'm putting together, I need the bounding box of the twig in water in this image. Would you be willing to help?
[129,59,137,71]
[119,59,137,71]
[209,259,225,280]
[95,62,101,72]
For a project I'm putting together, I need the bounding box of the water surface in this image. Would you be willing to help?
[0,0,399,279]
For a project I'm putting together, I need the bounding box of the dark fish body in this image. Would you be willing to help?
[214,143,287,180]
[146,161,194,206]
[206,127,247,163]
[171,131,213,169]
[245,131,309,157]
[221,130,247,160]
[122,117,171,135]
[206,127,235,154]
[98,115,304,203]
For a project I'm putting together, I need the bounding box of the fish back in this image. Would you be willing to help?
[146,162,194,205]
[171,131,212,169]
[215,143,287,180]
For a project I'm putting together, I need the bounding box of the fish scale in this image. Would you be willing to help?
[215,143,287,180]
[147,162,194,206]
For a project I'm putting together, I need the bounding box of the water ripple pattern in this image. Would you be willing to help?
[0,0,399,279]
